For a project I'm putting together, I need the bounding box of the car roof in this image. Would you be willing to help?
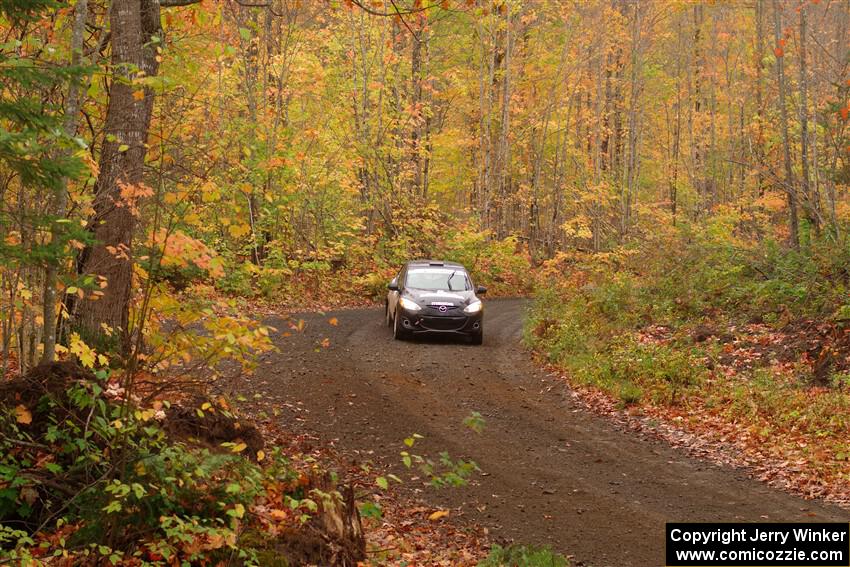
[405,260,466,270]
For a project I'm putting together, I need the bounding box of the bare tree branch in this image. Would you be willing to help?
[160,0,202,7]
[348,0,438,17]
[348,0,448,40]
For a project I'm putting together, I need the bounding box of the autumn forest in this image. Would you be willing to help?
[1,0,850,564]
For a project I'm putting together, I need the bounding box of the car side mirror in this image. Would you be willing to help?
[476,285,487,295]
[388,278,399,291]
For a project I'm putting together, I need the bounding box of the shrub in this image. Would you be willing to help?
[617,381,643,406]
[216,258,254,296]
[0,362,306,565]
[257,266,293,298]
[355,269,396,300]
[212,221,533,303]
[478,544,570,567]
[438,228,533,295]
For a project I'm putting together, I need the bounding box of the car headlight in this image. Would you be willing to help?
[398,297,421,311]
[463,300,483,314]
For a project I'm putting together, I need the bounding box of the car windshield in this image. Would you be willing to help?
[406,268,471,291]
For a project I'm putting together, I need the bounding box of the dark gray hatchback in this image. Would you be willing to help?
[385,260,486,344]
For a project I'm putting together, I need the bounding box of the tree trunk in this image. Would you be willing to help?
[42,0,88,363]
[772,0,800,249]
[76,0,162,352]
[622,1,641,235]
[591,40,605,252]
[411,18,423,198]
[422,27,432,200]
[669,17,683,223]
[691,4,704,215]
[477,13,494,229]
[755,0,766,196]
[798,3,818,234]
[495,4,512,237]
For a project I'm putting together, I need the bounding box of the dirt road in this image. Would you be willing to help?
[255,299,849,566]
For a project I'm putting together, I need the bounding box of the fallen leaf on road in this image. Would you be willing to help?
[428,510,449,521]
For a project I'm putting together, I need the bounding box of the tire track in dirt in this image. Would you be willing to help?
[255,299,849,567]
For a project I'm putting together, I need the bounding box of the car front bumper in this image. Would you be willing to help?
[397,306,483,335]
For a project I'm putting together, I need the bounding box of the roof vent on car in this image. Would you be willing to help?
[428,261,444,266]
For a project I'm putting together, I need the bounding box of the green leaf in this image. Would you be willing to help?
[131,483,145,499]
[44,463,63,475]
[227,503,245,518]
[359,501,382,519]
[375,476,388,490]
[102,501,122,514]
[463,411,486,434]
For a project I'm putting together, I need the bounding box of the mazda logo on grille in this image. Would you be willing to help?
[438,305,447,313]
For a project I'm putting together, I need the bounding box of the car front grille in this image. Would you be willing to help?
[426,304,459,315]
[420,316,467,331]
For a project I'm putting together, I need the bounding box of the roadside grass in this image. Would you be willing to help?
[525,215,850,500]
[478,544,570,567]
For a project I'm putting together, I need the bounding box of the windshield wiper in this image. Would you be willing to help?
[446,270,457,291]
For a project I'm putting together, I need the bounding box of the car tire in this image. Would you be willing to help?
[392,313,408,340]
[469,328,483,345]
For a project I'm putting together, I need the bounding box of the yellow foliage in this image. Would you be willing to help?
[151,229,225,278]
[754,191,787,213]
[69,333,99,369]
[228,224,251,239]
[561,215,593,240]
[15,404,32,425]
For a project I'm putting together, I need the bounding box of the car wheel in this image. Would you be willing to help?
[392,313,408,340]
[469,327,483,345]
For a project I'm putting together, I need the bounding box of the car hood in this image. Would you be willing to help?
[404,288,479,307]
